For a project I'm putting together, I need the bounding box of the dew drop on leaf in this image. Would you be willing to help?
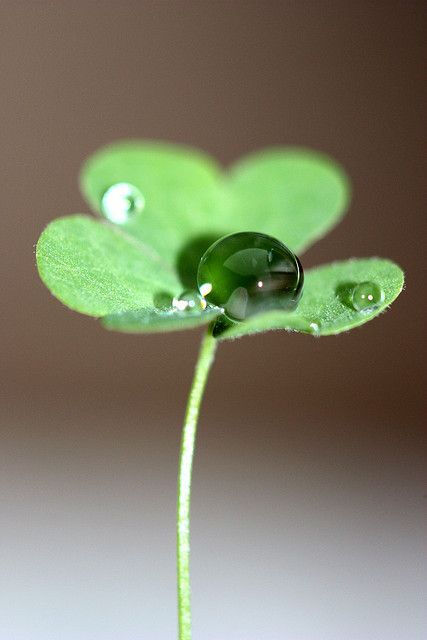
[172,290,207,313]
[309,321,320,334]
[197,232,304,322]
[101,183,145,223]
[351,281,385,312]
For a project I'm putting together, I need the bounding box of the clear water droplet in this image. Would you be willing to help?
[309,321,320,334]
[351,281,384,312]
[197,232,303,322]
[172,290,207,313]
[101,183,145,223]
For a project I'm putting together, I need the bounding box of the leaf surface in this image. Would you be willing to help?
[36,215,180,316]
[80,141,229,280]
[227,147,350,253]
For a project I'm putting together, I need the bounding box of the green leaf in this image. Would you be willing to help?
[36,215,180,316]
[217,258,404,340]
[227,147,350,253]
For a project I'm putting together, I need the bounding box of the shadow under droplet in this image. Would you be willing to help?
[211,313,237,338]
[176,234,224,290]
[336,281,357,310]
[153,291,174,310]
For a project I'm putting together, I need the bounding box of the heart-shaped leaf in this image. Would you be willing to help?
[36,215,180,316]
[216,258,404,339]
[227,147,350,253]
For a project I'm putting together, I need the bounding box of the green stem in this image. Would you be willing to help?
[177,328,217,640]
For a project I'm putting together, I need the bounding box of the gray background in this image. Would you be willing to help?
[0,2,425,639]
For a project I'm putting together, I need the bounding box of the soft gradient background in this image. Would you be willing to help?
[1,2,425,639]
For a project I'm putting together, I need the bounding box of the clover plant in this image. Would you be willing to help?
[36,141,404,639]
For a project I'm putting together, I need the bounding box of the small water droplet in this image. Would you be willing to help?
[197,232,304,322]
[351,281,384,312]
[309,321,320,334]
[101,183,145,223]
[172,290,207,313]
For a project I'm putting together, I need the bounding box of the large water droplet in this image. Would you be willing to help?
[172,290,207,313]
[197,232,304,322]
[351,281,384,312]
[101,183,145,223]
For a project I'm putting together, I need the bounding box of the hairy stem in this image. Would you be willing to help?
[177,329,217,640]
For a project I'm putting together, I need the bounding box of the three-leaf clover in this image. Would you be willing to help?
[35,141,404,640]
[36,141,403,338]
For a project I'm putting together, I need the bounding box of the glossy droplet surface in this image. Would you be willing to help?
[197,232,303,321]
[351,281,384,312]
[101,183,145,223]
[172,290,207,313]
[309,321,320,334]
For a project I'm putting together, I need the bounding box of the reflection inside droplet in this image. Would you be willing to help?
[197,232,304,322]
[351,281,384,312]
[199,282,212,297]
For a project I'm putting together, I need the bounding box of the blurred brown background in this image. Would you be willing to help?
[0,2,425,639]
